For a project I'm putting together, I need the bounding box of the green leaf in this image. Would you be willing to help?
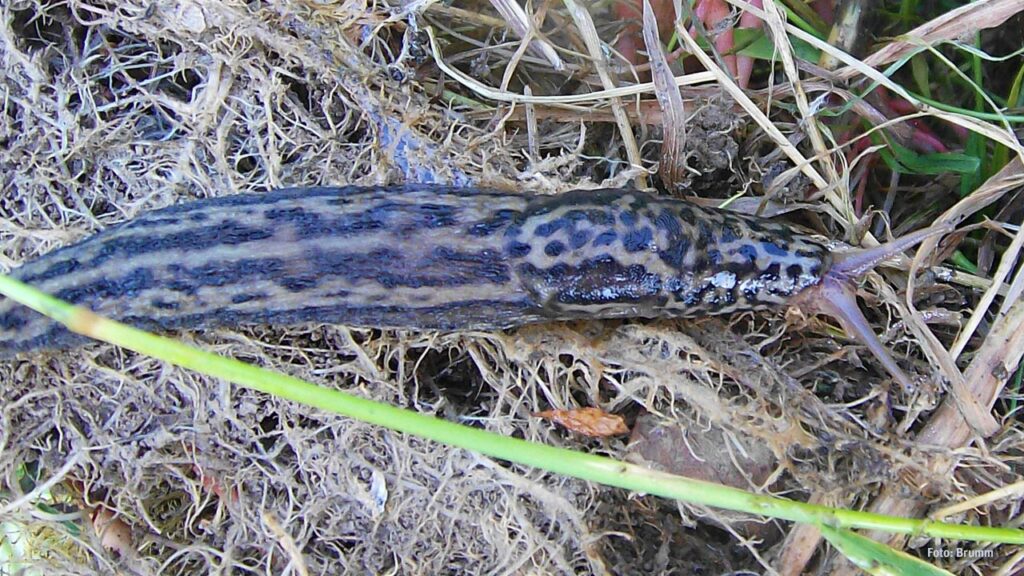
[877,139,981,176]
[910,56,931,99]
[730,28,820,62]
[819,525,954,576]
[961,131,984,195]
[991,62,1024,172]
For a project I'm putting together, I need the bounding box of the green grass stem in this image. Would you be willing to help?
[1,273,1023,546]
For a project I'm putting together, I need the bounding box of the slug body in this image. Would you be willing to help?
[0,185,941,388]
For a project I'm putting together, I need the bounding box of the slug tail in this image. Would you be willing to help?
[829,223,953,281]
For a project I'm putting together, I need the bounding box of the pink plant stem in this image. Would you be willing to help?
[882,89,953,152]
[736,0,763,88]
[692,0,737,78]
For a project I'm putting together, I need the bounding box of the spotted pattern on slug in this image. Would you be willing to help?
[505,189,830,319]
[0,185,833,356]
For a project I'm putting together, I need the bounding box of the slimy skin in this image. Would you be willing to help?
[0,185,945,387]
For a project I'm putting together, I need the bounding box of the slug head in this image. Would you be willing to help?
[792,224,952,392]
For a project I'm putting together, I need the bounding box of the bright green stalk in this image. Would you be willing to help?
[2,273,1023,545]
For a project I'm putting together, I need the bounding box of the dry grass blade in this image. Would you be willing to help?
[852,292,1024,551]
[838,0,1024,79]
[486,0,566,71]
[913,158,1024,361]
[641,0,687,189]
[875,278,999,437]
[562,0,647,187]
[931,479,1024,521]
[427,28,717,104]
[263,512,311,576]
[952,214,1024,358]
[759,0,841,199]
[777,499,833,576]
[725,0,1024,159]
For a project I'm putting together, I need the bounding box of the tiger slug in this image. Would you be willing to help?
[0,185,946,388]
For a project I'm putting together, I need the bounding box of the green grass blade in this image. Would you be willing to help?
[819,525,955,576]
[876,139,981,176]
[2,273,1023,548]
[991,62,1024,172]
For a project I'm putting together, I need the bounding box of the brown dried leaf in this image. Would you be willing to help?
[838,0,1024,79]
[534,407,629,437]
[641,0,687,189]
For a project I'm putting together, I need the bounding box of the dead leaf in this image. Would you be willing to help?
[534,407,629,437]
[641,0,688,189]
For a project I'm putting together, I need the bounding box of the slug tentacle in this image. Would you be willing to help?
[828,224,953,281]
[0,185,949,392]
[794,224,953,391]
[795,277,916,392]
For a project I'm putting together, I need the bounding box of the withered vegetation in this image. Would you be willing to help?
[1,0,1023,574]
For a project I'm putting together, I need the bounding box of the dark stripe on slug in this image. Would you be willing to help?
[295,247,512,289]
[762,242,789,257]
[535,218,569,237]
[517,256,664,308]
[695,220,714,249]
[378,202,459,230]
[88,221,274,267]
[20,258,82,284]
[564,209,613,226]
[722,260,762,279]
[268,210,384,239]
[430,247,511,284]
[230,293,267,304]
[468,209,521,237]
[507,242,532,258]
[1,324,91,356]
[127,216,182,228]
[568,230,591,249]
[119,299,541,332]
[280,276,319,292]
[137,185,504,220]
[166,259,287,289]
[593,231,617,247]
[735,245,758,262]
[264,206,308,221]
[0,310,28,330]
[719,224,739,243]
[653,210,682,236]
[544,241,565,257]
[54,268,157,305]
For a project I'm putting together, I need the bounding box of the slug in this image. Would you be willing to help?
[0,185,945,388]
